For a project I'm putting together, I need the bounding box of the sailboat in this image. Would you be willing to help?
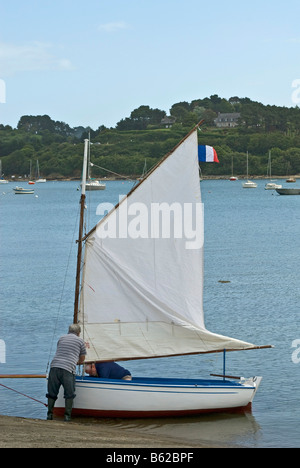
[13,186,35,194]
[137,159,148,181]
[35,160,46,183]
[243,152,257,188]
[85,139,105,191]
[54,122,271,418]
[27,160,35,185]
[286,162,296,183]
[229,155,238,181]
[0,160,8,184]
[265,151,282,190]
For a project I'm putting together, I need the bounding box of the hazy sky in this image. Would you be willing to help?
[1,0,300,129]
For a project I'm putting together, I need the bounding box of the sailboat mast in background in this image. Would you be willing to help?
[74,139,89,323]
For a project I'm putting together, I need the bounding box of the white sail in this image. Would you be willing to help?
[78,128,257,362]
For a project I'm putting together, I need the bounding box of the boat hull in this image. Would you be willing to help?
[86,185,106,191]
[13,187,34,194]
[265,183,282,190]
[276,188,300,195]
[83,181,106,191]
[53,376,262,418]
[243,181,257,188]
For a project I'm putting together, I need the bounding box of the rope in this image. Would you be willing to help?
[46,202,81,374]
[0,382,47,407]
[89,162,137,181]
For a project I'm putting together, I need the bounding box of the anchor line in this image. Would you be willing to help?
[0,382,47,407]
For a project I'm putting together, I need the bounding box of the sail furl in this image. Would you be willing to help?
[78,128,262,362]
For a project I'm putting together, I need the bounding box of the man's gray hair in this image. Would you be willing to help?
[68,324,81,335]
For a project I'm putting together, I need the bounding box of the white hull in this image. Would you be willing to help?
[243,181,257,188]
[14,186,34,194]
[54,376,262,418]
[276,188,300,195]
[85,181,106,191]
[265,182,282,190]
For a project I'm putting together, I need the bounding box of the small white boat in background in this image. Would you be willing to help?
[243,152,257,188]
[85,180,106,191]
[243,180,257,188]
[0,160,8,184]
[14,186,34,194]
[83,142,106,190]
[265,152,282,190]
[230,156,238,180]
[265,182,282,190]
[35,160,46,183]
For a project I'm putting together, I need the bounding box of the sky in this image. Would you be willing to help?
[0,0,300,129]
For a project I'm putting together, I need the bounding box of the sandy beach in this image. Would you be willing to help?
[0,415,219,448]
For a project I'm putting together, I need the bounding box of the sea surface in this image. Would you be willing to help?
[0,178,300,448]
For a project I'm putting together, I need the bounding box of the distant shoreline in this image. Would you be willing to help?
[4,175,300,182]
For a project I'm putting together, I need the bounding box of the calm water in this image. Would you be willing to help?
[0,179,300,447]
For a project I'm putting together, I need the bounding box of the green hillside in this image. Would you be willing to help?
[1,95,299,179]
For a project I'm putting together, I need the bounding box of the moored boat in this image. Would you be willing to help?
[85,180,106,191]
[265,182,282,190]
[52,122,271,418]
[243,180,257,188]
[14,186,34,194]
[242,152,257,188]
[276,188,300,195]
[55,375,262,418]
[286,177,296,183]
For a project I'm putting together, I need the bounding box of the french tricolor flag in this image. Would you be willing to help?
[198,145,219,163]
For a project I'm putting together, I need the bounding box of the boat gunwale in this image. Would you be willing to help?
[75,376,255,389]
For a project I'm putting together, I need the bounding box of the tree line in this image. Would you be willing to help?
[0,95,299,178]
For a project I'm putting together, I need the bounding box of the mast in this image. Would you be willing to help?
[74,139,89,324]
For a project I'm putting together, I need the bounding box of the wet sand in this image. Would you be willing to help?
[0,415,219,448]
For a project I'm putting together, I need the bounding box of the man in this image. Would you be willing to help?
[85,361,132,380]
[46,324,86,421]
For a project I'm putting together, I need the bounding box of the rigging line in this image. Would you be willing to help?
[89,162,135,181]
[0,382,47,407]
[45,202,81,374]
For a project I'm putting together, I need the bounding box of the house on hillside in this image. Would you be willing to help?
[161,116,176,128]
[214,112,241,128]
